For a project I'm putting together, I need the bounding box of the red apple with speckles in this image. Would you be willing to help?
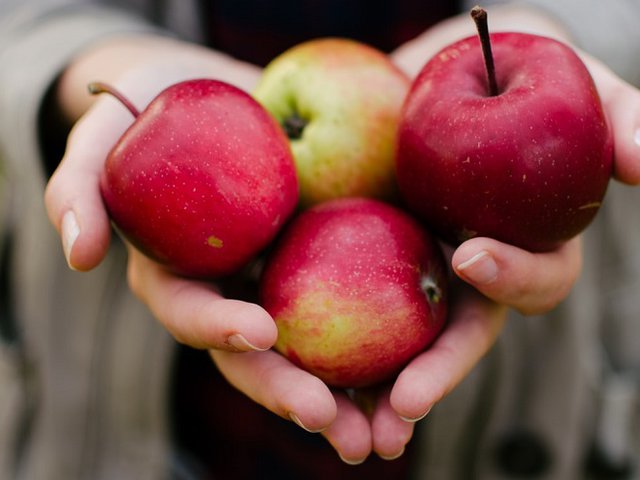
[259,198,448,389]
[396,8,613,252]
[94,79,298,278]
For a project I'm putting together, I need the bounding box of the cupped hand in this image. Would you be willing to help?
[349,47,640,458]
[44,35,283,352]
[42,34,371,463]
[207,267,510,464]
[44,14,640,464]
[370,4,640,459]
[213,5,640,463]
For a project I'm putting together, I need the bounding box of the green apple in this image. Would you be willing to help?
[253,38,411,208]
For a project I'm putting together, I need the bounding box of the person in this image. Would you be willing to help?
[1,0,639,478]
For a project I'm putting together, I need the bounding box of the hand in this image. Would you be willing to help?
[122,242,508,464]
[42,33,367,463]
[363,3,640,460]
[48,96,507,461]
[45,15,640,464]
[209,277,508,464]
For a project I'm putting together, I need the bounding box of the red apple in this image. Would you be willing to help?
[259,198,448,389]
[95,79,298,278]
[396,8,613,252]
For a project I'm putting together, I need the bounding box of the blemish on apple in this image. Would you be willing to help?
[207,235,224,248]
[579,202,601,210]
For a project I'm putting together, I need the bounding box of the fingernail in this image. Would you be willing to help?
[288,412,325,433]
[338,453,367,466]
[379,446,405,461]
[400,405,432,423]
[61,210,80,270]
[634,128,640,148]
[227,333,268,352]
[455,250,498,285]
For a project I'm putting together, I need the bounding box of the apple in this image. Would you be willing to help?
[253,38,411,208]
[93,79,298,278]
[259,197,448,389]
[396,7,613,252]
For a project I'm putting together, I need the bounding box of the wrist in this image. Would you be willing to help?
[56,34,261,122]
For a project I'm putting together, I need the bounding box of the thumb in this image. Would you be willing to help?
[44,97,134,270]
[451,236,582,316]
[585,55,640,185]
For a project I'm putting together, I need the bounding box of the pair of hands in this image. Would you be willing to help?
[44,8,640,464]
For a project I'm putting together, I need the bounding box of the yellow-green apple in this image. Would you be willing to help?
[259,197,448,389]
[396,7,613,252]
[94,79,299,278]
[253,38,411,208]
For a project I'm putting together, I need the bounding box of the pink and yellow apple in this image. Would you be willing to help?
[253,38,411,208]
[259,198,448,389]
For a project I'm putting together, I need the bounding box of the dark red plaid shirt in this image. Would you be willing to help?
[172,1,460,478]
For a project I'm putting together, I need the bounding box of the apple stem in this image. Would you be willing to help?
[87,81,141,117]
[471,6,499,97]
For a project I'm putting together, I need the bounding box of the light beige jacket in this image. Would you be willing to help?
[1,1,639,478]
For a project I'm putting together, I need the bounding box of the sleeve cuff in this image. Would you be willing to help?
[0,5,162,178]
[518,0,640,85]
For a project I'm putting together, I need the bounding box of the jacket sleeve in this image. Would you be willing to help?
[0,0,161,238]
[0,5,170,478]
[0,0,160,181]
[520,0,640,86]
[463,0,640,85]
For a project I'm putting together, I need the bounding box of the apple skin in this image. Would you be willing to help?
[259,198,448,389]
[253,38,411,208]
[101,79,299,279]
[396,33,613,252]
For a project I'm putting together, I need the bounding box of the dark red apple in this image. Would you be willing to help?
[95,79,298,278]
[259,197,448,389]
[396,8,613,252]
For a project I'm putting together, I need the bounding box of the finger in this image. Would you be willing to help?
[322,391,373,465]
[211,349,337,433]
[585,56,640,185]
[390,288,506,421]
[44,97,134,271]
[370,387,415,461]
[128,248,277,351]
[451,236,582,315]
